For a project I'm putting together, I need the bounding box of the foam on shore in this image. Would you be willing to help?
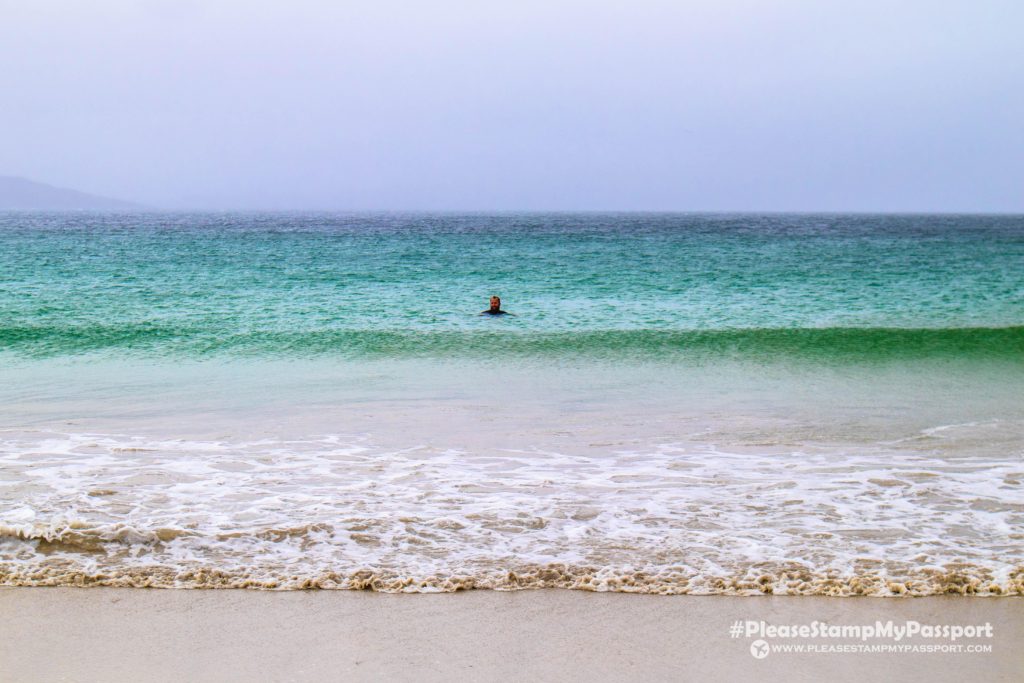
[3,424,1021,595]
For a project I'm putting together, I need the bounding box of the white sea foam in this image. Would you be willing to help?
[1,422,1021,594]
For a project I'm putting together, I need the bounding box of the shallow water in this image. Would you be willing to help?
[1,213,1022,594]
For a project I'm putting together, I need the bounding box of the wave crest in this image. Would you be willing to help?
[3,325,1023,360]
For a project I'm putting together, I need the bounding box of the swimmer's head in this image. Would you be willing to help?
[489,296,501,312]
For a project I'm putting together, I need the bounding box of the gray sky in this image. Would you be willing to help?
[1,0,1021,211]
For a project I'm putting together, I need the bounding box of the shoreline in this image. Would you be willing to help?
[1,588,1020,682]
[3,564,1022,596]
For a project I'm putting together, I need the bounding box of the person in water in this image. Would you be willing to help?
[481,295,513,316]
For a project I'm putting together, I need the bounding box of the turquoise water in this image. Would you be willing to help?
[1,212,1022,594]
[1,212,1022,359]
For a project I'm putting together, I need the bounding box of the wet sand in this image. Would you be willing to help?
[0,588,1020,682]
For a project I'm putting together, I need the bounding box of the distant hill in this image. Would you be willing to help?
[0,175,140,210]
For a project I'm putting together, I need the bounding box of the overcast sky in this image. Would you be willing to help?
[0,1,1021,210]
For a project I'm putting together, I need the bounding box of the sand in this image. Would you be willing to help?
[1,589,1020,682]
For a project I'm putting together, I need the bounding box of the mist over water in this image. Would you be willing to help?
[3,2,1023,212]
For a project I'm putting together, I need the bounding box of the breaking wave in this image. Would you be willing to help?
[2,325,1023,361]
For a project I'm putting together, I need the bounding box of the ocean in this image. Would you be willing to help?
[1,212,1022,594]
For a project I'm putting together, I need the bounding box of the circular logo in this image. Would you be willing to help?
[750,639,770,659]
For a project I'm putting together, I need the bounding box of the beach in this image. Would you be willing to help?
[5,0,1024,677]
[1,588,1020,682]
[0,212,1021,681]
[4,0,1022,679]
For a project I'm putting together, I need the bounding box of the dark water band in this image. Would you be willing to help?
[2,324,1023,361]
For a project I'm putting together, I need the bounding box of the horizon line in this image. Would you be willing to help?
[3,207,1024,216]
